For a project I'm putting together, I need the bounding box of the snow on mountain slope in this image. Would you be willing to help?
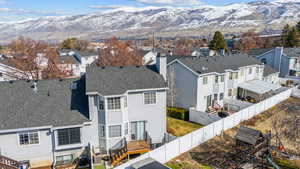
[1,0,300,42]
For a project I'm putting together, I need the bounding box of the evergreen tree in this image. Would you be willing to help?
[209,31,228,51]
[282,24,290,47]
[287,27,300,47]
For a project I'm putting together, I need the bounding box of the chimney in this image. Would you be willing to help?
[156,53,167,81]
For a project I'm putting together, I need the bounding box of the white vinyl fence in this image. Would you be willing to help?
[115,88,293,169]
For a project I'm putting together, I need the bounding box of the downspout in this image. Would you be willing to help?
[50,127,56,169]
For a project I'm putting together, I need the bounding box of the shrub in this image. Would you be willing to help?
[167,107,189,121]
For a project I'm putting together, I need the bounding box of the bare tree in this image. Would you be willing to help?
[1,37,67,80]
[97,37,143,66]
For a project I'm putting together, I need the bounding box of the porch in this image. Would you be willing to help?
[109,132,152,166]
[237,80,281,103]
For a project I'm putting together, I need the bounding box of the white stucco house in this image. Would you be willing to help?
[249,47,300,78]
[167,54,280,113]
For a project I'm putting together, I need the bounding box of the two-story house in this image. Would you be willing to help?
[249,47,300,78]
[167,54,280,113]
[0,78,98,168]
[85,55,168,156]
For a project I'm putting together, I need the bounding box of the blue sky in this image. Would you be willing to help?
[0,0,273,21]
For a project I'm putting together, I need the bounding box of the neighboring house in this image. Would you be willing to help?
[262,64,280,84]
[0,78,97,168]
[143,50,157,65]
[0,56,32,81]
[58,50,99,76]
[191,47,216,57]
[85,55,168,154]
[167,54,280,112]
[249,47,300,78]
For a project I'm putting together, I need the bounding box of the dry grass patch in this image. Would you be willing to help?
[167,117,203,137]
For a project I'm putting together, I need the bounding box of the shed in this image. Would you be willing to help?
[235,126,264,145]
[129,158,170,169]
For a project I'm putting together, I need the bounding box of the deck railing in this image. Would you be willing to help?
[109,137,128,163]
[0,155,20,169]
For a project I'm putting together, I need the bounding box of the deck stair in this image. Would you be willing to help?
[0,155,20,169]
[110,132,152,166]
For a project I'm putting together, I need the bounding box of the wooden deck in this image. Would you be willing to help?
[127,140,150,155]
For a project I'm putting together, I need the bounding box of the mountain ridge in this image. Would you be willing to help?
[1,0,300,43]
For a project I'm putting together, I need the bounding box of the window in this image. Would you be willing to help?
[203,77,208,84]
[56,154,74,166]
[99,125,105,137]
[214,94,218,100]
[229,73,233,80]
[109,125,121,138]
[124,123,129,135]
[220,75,225,82]
[234,72,238,79]
[124,96,127,108]
[256,67,259,73]
[57,128,81,146]
[215,76,219,83]
[98,98,104,110]
[19,131,39,145]
[248,68,252,74]
[219,93,224,100]
[107,97,121,110]
[228,89,233,97]
[144,92,156,105]
[240,70,244,77]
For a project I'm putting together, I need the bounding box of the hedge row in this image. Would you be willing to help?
[167,107,189,121]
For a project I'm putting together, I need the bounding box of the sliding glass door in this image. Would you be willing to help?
[131,121,145,141]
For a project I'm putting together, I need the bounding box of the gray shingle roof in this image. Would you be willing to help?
[263,64,278,76]
[86,65,166,96]
[176,54,262,74]
[283,48,300,58]
[235,126,262,145]
[248,48,274,56]
[0,78,89,130]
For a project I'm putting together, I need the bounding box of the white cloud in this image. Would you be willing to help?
[0,8,10,12]
[89,5,134,9]
[136,0,202,6]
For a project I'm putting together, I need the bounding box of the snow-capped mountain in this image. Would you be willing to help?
[1,0,300,42]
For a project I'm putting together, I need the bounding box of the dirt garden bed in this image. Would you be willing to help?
[166,98,300,169]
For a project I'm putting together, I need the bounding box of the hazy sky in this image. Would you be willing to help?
[0,0,274,21]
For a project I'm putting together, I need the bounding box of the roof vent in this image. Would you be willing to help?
[47,91,50,97]
[120,66,123,69]
[32,82,38,92]
[26,80,31,83]
[9,80,14,84]
[59,79,64,82]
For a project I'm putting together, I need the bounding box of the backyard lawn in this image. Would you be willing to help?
[167,117,203,137]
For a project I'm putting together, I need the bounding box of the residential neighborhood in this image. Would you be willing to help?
[1,0,300,169]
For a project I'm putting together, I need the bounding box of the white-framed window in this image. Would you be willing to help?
[215,76,219,83]
[19,131,39,145]
[107,97,121,110]
[98,97,104,110]
[56,154,74,166]
[229,72,233,80]
[99,125,105,137]
[124,96,127,108]
[203,76,208,84]
[144,92,156,105]
[248,67,252,74]
[124,122,129,135]
[109,125,122,138]
[57,128,81,146]
[219,93,224,100]
[228,89,233,97]
[220,75,225,82]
